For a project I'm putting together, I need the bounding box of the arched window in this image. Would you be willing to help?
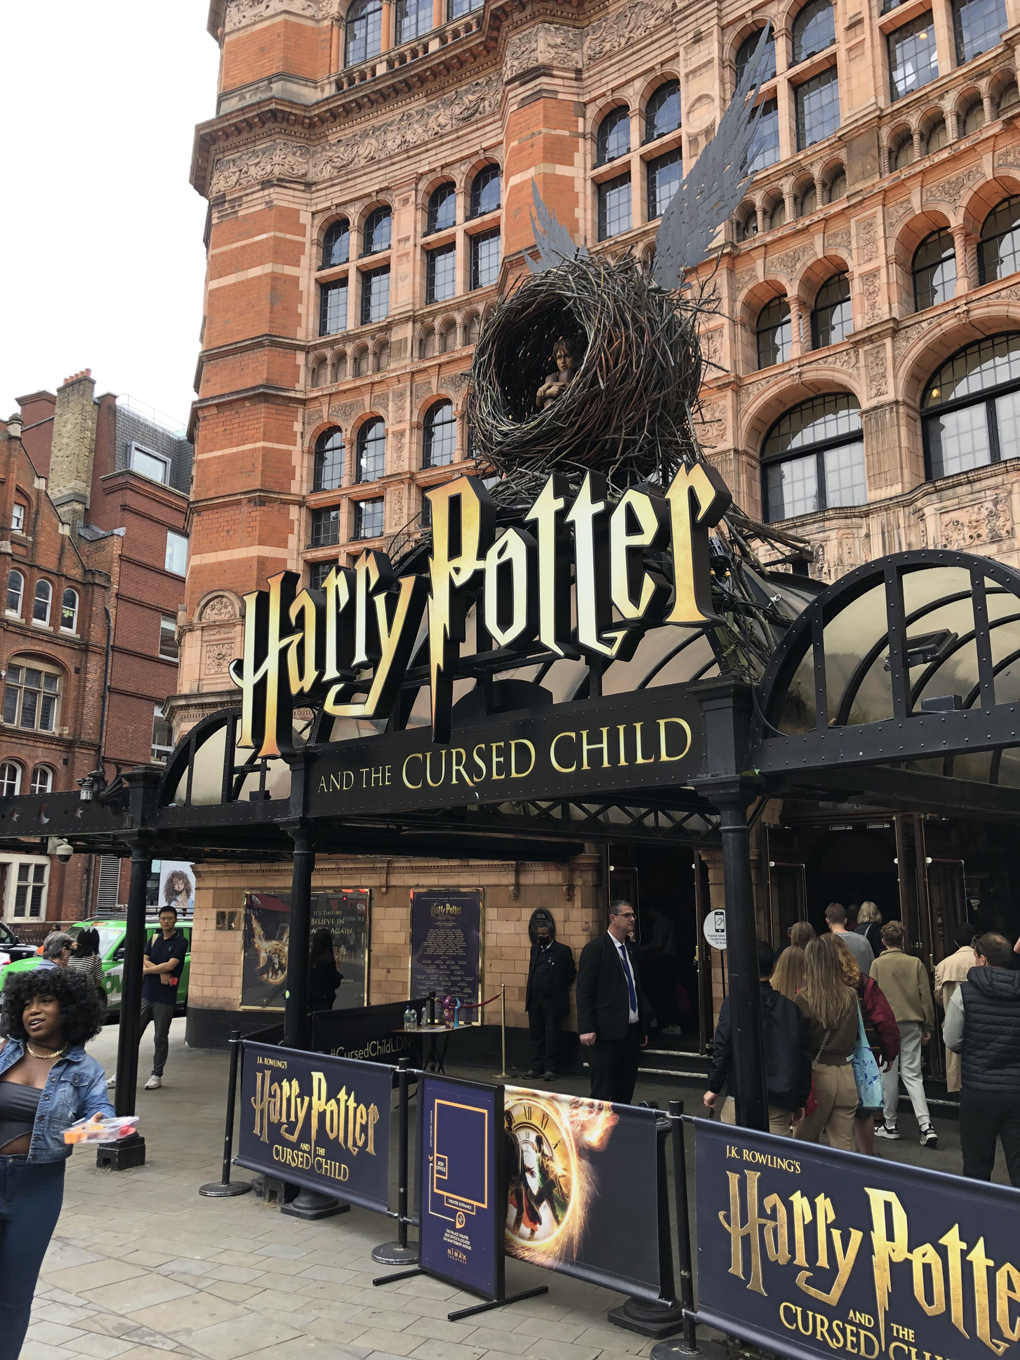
[737,208,759,241]
[891,131,914,169]
[923,332,1020,478]
[362,206,392,256]
[799,182,818,215]
[827,166,847,200]
[792,0,835,63]
[762,393,865,521]
[346,0,382,65]
[645,81,681,141]
[427,182,457,234]
[0,762,21,796]
[596,107,631,164]
[356,418,386,483]
[396,0,432,42]
[979,196,1020,283]
[33,579,52,625]
[811,273,852,348]
[313,428,345,491]
[999,81,1020,116]
[757,299,792,368]
[913,230,956,310]
[30,766,53,794]
[2,660,61,732]
[423,401,457,468]
[470,165,501,218]
[961,98,985,134]
[321,219,350,269]
[925,117,947,153]
[767,197,786,230]
[60,588,79,633]
[5,568,24,616]
[736,29,777,83]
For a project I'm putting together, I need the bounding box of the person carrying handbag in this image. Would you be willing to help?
[792,938,860,1149]
[822,934,899,1154]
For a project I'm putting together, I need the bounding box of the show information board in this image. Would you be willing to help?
[236,1043,392,1213]
[419,1074,504,1299]
[694,1117,1020,1360]
[410,890,482,1011]
[504,1087,665,1303]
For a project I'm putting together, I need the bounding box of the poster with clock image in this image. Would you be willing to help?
[504,1087,665,1301]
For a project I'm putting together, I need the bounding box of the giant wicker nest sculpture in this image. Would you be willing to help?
[469,253,702,494]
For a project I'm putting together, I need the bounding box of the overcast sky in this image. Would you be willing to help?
[1,3,220,432]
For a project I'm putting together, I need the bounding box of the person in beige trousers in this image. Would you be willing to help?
[934,922,978,1092]
[870,921,937,1146]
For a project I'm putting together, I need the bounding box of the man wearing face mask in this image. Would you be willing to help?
[575,900,650,1105]
[524,918,575,1082]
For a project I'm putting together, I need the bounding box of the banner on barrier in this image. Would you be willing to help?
[311,998,424,1062]
[236,1042,393,1213]
[694,1116,1020,1360]
[504,1087,664,1303]
[420,1074,504,1300]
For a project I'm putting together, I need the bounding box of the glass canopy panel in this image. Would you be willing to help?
[778,650,817,734]
[602,626,708,693]
[822,583,890,722]
[996,747,1020,786]
[646,637,717,688]
[188,725,228,805]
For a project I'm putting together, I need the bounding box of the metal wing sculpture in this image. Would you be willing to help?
[527,180,591,273]
[652,24,774,290]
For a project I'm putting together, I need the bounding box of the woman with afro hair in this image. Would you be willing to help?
[0,967,112,1358]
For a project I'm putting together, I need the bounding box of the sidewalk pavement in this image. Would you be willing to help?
[23,1018,1003,1360]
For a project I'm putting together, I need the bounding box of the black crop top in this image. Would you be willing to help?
[0,1081,42,1151]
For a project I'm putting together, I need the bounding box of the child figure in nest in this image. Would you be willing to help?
[536,337,577,410]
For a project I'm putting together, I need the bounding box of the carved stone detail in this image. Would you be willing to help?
[204,642,235,676]
[826,229,851,254]
[583,0,675,64]
[806,346,860,374]
[865,345,888,398]
[694,402,726,446]
[996,148,1020,170]
[199,595,237,623]
[442,371,472,395]
[885,198,914,231]
[503,23,582,79]
[224,0,320,32]
[856,217,878,263]
[734,267,758,294]
[892,314,941,363]
[329,398,366,424]
[923,165,983,208]
[210,140,310,195]
[939,495,1012,549]
[861,270,882,325]
[392,390,408,422]
[769,246,814,279]
[737,375,778,410]
[413,381,434,404]
[392,430,407,459]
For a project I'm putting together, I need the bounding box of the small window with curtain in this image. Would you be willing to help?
[30,766,53,794]
[423,402,457,468]
[647,150,682,219]
[320,281,348,337]
[151,706,173,764]
[159,615,179,661]
[427,183,457,234]
[2,662,60,732]
[979,196,1020,284]
[952,0,1006,63]
[426,244,457,304]
[757,299,792,368]
[913,231,956,310]
[470,229,500,289]
[362,206,392,256]
[5,569,24,616]
[357,418,387,482]
[346,0,383,64]
[762,393,865,521]
[597,107,631,165]
[598,174,632,240]
[11,503,25,532]
[33,579,52,625]
[354,499,384,540]
[0,762,21,796]
[645,81,681,141]
[811,274,852,347]
[889,13,938,100]
[736,29,777,82]
[321,219,350,269]
[792,0,835,63]
[314,427,345,491]
[311,508,341,547]
[470,165,501,218]
[361,267,390,324]
[796,67,840,149]
[60,589,78,633]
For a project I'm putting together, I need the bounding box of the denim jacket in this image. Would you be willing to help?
[0,1040,113,1163]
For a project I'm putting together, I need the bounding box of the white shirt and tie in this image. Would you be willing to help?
[611,935,640,1024]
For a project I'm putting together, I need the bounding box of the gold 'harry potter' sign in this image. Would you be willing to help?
[230,464,730,756]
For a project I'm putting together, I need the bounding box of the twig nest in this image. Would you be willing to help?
[469,253,702,493]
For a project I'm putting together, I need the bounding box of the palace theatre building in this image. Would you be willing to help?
[87,0,1020,1069]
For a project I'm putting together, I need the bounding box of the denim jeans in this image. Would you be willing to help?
[0,1155,65,1359]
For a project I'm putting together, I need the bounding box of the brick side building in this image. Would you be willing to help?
[176,0,1020,1049]
[0,373,193,924]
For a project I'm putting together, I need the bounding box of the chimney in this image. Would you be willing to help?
[49,369,97,527]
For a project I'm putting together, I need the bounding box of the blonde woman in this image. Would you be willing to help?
[792,937,859,1149]
[855,902,884,958]
[789,920,815,950]
[771,946,806,1002]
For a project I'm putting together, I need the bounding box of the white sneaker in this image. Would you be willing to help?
[875,1122,901,1140]
[144,1075,162,1091]
[106,1075,116,1088]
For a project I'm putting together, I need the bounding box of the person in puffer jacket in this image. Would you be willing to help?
[943,931,1020,1185]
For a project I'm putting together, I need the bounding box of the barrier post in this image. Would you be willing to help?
[650,1101,700,1358]
[372,1058,420,1265]
[200,1030,253,1198]
[491,984,514,1080]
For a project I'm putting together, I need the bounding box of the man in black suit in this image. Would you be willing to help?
[575,900,650,1104]
[525,920,576,1080]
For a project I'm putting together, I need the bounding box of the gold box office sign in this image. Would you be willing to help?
[231,464,730,757]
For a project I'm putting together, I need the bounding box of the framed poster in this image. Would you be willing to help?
[419,1074,504,1300]
[241,888,370,1010]
[409,889,482,1015]
[158,861,195,917]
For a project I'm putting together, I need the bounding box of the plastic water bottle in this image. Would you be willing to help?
[403,1004,414,1031]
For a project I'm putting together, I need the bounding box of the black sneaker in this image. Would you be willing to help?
[524,1069,543,1079]
[544,1070,557,1081]
[875,1122,901,1140]
[919,1124,938,1148]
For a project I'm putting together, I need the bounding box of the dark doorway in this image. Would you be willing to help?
[799,823,899,934]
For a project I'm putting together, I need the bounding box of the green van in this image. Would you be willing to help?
[0,919,193,1014]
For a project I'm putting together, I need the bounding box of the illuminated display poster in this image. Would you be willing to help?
[241,889,369,1011]
[410,890,482,1011]
[419,1074,504,1299]
[694,1117,1020,1360]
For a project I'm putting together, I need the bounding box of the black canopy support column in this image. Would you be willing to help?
[114,840,152,1116]
[284,825,315,1051]
[690,679,769,1133]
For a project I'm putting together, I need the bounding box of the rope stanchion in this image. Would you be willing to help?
[199,1031,253,1198]
[491,984,516,1081]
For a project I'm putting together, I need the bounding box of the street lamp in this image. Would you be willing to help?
[77,770,103,802]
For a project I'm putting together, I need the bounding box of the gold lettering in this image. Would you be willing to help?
[997,1263,1020,1343]
[367,1103,380,1156]
[491,741,505,779]
[426,749,447,788]
[609,487,669,621]
[658,716,692,762]
[791,1190,813,1268]
[472,743,487,782]
[550,731,576,773]
[968,1237,1003,1354]
[450,748,473,786]
[763,1193,791,1265]
[911,1241,946,1317]
[718,1171,767,1297]
[940,1223,970,1340]
[402,753,423,790]
[664,462,731,626]
[633,721,655,765]
[510,739,535,778]
[580,727,610,771]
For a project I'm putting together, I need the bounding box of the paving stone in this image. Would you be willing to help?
[202,1280,263,1303]
[31,1301,99,1326]
[459,1327,531,1355]
[184,1313,303,1360]
[19,1344,73,1360]
[24,1320,87,1346]
[256,1243,311,1259]
[407,1338,487,1360]
[125,1293,248,1335]
[42,1240,103,1272]
[45,1259,149,1293]
[79,1276,197,1316]
[348,1328,420,1356]
[70,1333,138,1358]
[519,1340,603,1360]
[510,1315,587,1343]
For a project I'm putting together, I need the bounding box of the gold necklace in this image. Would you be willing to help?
[26,1042,68,1060]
